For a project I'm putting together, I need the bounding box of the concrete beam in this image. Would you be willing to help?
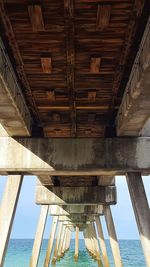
[49,205,104,216]
[117,18,150,136]
[0,39,32,136]
[1,137,150,175]
[36,186,116,205]
[58,215,95,223]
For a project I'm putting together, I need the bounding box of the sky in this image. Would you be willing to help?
[0,175,149,240]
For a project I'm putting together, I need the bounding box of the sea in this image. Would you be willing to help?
[4,239,146,267]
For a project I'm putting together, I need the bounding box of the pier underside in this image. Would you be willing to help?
[0,0,150,267]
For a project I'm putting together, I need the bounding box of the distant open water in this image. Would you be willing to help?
[4,239,146,267]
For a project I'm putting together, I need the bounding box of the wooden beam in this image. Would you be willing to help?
[28,5,45,32]
[64,0,76,137]
[41,58,52,74]
[97,5,111,29]
[90,57,101,73]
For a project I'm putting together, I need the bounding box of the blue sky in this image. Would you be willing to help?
[0,175,149,239]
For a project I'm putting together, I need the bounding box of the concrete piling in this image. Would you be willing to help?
[74,226,79,261]
[51,222,63,265]
[57,224,66,260]
[30,205,49,267]
[104,206,123,267]
[0,175,23,267]
[44,216,58,267]
[95,216,110,267]
[91,222,103,267]
[126,173,150,267]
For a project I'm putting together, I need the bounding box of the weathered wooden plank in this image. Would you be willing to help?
[41,58,52,74]
[97,5,111,29]
[28,5,45,32]
[90,58,101,74]
[0,0,148,138]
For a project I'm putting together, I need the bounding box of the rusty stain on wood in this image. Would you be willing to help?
[28,5,45,32]
[97,5,111,30]
[41,58,52,73]
[90,57,101,74]
[46,90,55,102]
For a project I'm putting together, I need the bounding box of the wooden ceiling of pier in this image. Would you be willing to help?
[0,0,148,137]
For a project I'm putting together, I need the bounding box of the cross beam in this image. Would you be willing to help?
[36,186,116,205]
[0,137,150,175]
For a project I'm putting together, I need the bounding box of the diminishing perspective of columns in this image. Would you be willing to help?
[0,173,149,267]
[0,3,149,267]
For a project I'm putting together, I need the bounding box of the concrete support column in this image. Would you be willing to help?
[64,228,70,253]
[105,206,123,267]
[66,229,71,251]
[51,222,63,265]
[126,173,150,267]
[30,205,49,267]
[83,230,90,253]
[86,224,95,258]
[57,225,66,260]
[91,222,103,267]
[44,216,58,267]
[61,227,67,257]
[89,224,97,259]
[74,226,79,261]
[0,175,23,267]
[95,216,110,267]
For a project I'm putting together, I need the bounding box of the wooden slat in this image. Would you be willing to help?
[97,5,111,29]
[28,5,45,32]
[0,0,147,138]
[41,58,52,74]
[90,58,101,74]
[88,91,97,102]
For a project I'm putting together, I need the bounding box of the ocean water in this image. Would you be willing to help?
[4,239,146,267]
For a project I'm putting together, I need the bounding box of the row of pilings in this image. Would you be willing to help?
[0,174,150,266]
